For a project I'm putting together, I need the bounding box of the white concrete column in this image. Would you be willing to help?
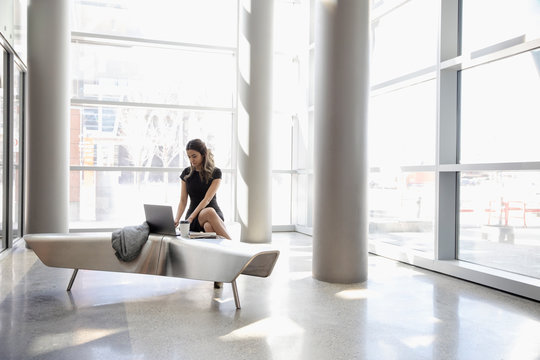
[25,0,70,234]
[313,0,370,283]
[236,0,274,243]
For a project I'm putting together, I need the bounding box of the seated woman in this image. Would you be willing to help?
[174,138,231,241]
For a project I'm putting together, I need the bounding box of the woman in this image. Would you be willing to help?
[174,139,231,241]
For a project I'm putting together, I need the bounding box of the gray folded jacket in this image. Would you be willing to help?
[111,222,150,262]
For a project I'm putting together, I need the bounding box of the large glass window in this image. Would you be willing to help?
[366,0,540,298]
[72,0,238,47]
[461,0,540,54]
[460,49,540,164]
[71,107,233,168]
[70,1,237,229]
[292,0,315,231]
[69,105,234,228]
[293,111,313,229]
[371,0,438,85]
[72,42,236,108]
[370,80,436,167]
[459,171,540,279]
[70,169,234,229]
[1,23,26,250]
[457,47,540,278]
[273,0,311,228]
[369,169,435,255]
[13,0,27,63]
[368,80,437,256]
[272,173,291,225]
[293,172,313,228]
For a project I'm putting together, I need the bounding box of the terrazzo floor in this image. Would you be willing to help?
[1,232,539,360]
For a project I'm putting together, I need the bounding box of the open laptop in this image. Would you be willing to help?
[143,204,181,236]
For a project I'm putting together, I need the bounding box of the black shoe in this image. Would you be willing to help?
[214,282,223,289]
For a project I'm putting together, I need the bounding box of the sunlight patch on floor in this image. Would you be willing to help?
[401,335,435,349]
[29,328,123,356]
[219,316,304,341]
[335,288,376,300]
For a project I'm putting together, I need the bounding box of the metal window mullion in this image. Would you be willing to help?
[440,162,540,172]
[71,31,237,54]
[4,50,14,247]
[435,0,460,261]
[69,165,236,173]
[370,65,437,95]
[231,0,240,225]
[1,49,8,250]
[71,99,235,113]
[17,69,26,240]
[440,38,540,72]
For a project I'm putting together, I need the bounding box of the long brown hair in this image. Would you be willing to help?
[184,139,215,184]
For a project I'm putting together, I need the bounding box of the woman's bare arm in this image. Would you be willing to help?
[174,180,188,226]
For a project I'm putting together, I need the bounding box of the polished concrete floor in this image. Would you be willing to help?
[1,232,539,360]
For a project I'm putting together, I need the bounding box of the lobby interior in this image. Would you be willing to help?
[1,1,540,359]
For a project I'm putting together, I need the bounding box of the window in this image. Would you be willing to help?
[72,0,238,47]
[14,0,27,63]
[461,0,540,55]
[273,0,311,228]
[370,80,436,167]
[70,0,237,229]
[0,43,26,250]
[71,42,236,108]
[454,2,540,280]
[458,171,540,279]
[459,49,540,164]
[368,54,437,257]
[371,0,438,85]
[365,0,540,294]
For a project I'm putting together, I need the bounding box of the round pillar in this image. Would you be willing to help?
[236,0,274,243]
[313,0,370,283]
[25,0,70,234]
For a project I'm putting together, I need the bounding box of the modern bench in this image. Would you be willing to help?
[24,232,280,309]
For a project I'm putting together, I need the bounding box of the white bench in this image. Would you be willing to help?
[24,232,279,309]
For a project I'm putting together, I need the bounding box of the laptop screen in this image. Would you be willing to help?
[143,204,180,236]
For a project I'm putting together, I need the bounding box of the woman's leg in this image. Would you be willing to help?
[198,208,229,289]
[198,208,231,240]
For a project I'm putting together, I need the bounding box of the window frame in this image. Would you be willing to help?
[365,0,540,300]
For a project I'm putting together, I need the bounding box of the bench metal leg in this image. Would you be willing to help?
[231,280,241,309]
[67,269,79,291]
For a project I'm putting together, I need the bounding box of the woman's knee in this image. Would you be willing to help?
[203,222,214,232]
[199,208,218,221]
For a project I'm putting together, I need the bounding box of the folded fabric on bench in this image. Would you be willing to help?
[111,222,150,262]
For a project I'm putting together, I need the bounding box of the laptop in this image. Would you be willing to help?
[143,204,181,236]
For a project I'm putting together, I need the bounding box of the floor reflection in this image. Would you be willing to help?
[0,232,539,360]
